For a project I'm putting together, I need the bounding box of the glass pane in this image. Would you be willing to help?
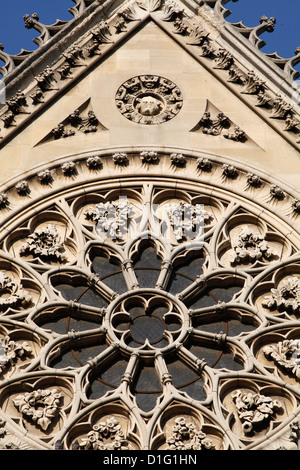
[87,358,128,399]
[50,342,107,369]
[101,272,127,293]
[132,364,161,392]
[134,246,161,269]
[189,343,243,370]
[92,254,121,278]
[132,364,162,412]
[135,393,160,413]
[37,315,101,334]
[133,246,161,287]
[188,343,222,368]
[178,379,206,401]
[54,282,108,307]
[167,252,204,294]
[188,286,241,309]
[167,272,193,294]
[92,254,128,293]
[166,358,200,388]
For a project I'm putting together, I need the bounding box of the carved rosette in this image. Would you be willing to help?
[115,75,183,124]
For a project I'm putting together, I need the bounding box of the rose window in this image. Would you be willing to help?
[0,150,300,450]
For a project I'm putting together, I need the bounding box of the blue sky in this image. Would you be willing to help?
[0,0,298,58]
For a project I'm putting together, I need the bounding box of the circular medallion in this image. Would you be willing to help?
[106,289,189,355]
[115,75,183,125]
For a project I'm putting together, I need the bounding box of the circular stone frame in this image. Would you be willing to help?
[115,75,183,125]
[105,288,190,356]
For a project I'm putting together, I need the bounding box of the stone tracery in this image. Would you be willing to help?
[0,149,297,449]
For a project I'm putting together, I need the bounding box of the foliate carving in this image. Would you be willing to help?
[6,91,28,115]
[37,169,53,184]
[51,109,101,140]
[161,0,185,21]
[84,201,135,239]
[57,64,73,80]
[137,0,162,12]
[173,18,190,36]
[30,89,44,105]
[263,339,300,379]
[115,75,183,125]
[87,21,113,56]
[15,180,30,196]
[77,417,129,450]
[166,417,215,450]
[270,96,294,119]
[214,48,234,70]
[230,226,276,265]
[86,155,102,169]
[0,336,32,373]
[197,111,246,142]
[232,390,283,434]
[292,199,300,214]
[63,45,85,66]
[113,152,129,165]
[118,4,140,22]
[52,123,75,139]
[61,161,77,176]
[284,117,300,133]
[0,272,32,310]
[199,111,229,136]
[170,153,186,166]
[242,71,265,95]
[255,90,272,108]
[140,151,159,163]
[2,112,15,128]
[287,418,300,449]
[0,151,299,450]
[222,164,238,179]
[19,224,67,263]
[270,184,285,200]
[0,192,9,208]
[35,66,56,91]
[164,201,212,241]
[113,5,140,34]
[13,388,63,431]
[224,126,246,142]
[246,173,262,188]
[227,66,243,83]
[113,16,128,34]
[75,110,99,133]
[262,277,300,314]
[186,25,210,46]
[196,157,212,171]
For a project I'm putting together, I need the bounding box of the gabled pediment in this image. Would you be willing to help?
[0,0,299,154]
[0,0,300,166]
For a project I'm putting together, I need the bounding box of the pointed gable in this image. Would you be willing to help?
[0,0,299,185]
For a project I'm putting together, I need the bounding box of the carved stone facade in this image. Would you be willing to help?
[0,0,299,451]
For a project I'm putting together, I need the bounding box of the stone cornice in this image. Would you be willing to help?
[0,146,299,239]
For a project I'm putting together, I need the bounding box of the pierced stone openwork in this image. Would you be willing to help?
[0,149,300,450]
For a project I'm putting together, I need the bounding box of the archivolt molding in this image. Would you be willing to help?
[0,147,298,449]
[0,0,299,150]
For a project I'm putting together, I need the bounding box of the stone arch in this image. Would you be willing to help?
[0,146,299,450]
